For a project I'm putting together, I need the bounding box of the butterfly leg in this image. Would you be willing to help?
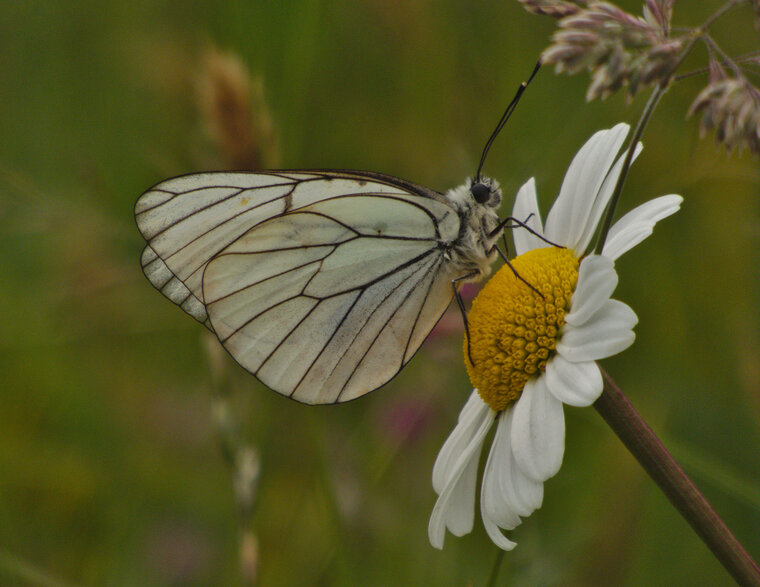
[489,214,564,248]
[491,245,545,300]
[452,271,480,366]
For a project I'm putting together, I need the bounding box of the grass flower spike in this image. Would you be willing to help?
[429,123,683,550]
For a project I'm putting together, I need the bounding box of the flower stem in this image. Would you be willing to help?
[594,85,664,254]
[673,49,760,81]
[699,0,746,33]
[0,547,74,587]
[594,368,760,586]
[204,333,260,584]
[486,549,506,587]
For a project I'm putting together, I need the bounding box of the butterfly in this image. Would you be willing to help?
[135,170,506,404]
[135,64,540,405]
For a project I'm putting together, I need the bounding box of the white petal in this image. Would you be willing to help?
[511,377,566,482]
[432,391,488,493]
[481,413,522,529]
[482,519,518,551]
[502,451,544,518]
[511,178,546,255]
[557,299,638,361]
[497,409,544,516]
[602,195,683,260]
[480,416,520,550]
[442,442,482,535]
[564,256,617,327]
[428,399,495,549]
[545,355,603,407]
[544,124,630,248]
[481,507,519,550]
[573,142,643,255]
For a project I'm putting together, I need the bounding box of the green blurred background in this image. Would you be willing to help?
[1,1,758,585]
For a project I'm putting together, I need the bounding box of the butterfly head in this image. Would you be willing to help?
[469,176,502,209]
[445,176,502,213]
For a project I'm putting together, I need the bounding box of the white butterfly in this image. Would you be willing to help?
[135,169,507,404]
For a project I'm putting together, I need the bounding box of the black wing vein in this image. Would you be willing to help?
[292,254,439,397]
[334,255,443,401]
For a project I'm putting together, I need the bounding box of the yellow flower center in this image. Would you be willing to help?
[464,247,579,412]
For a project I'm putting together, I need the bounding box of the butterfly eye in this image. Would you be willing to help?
[471,182,491,204]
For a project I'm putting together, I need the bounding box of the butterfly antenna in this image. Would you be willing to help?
[475,60,541,183]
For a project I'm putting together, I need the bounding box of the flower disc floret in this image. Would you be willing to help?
[465,247,579,412]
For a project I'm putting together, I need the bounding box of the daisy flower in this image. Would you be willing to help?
[429,123,683,550]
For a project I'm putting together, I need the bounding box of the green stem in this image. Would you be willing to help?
[699,0,746,32]
[594,85,664,254]
[0,548,74,587]
[204,333,260,584]
[486,549,506,587]
[672,49,760,82]
[594,369,760,586]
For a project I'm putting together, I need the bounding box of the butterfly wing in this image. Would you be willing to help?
[135,171,432,327]
[135,171,461,404]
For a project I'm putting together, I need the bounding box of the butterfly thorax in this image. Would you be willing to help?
[443,177,503,282]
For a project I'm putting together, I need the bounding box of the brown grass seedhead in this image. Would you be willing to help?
[517,0,583,19]
[643,0,673,34]
[689,68,760,154]
[197,47,279,170]
[541,1,680,100]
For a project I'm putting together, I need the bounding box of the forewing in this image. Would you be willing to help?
[203,193,461,404]
[135,171,423,325]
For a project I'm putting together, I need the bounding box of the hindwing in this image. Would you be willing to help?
[135,171,461,403]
